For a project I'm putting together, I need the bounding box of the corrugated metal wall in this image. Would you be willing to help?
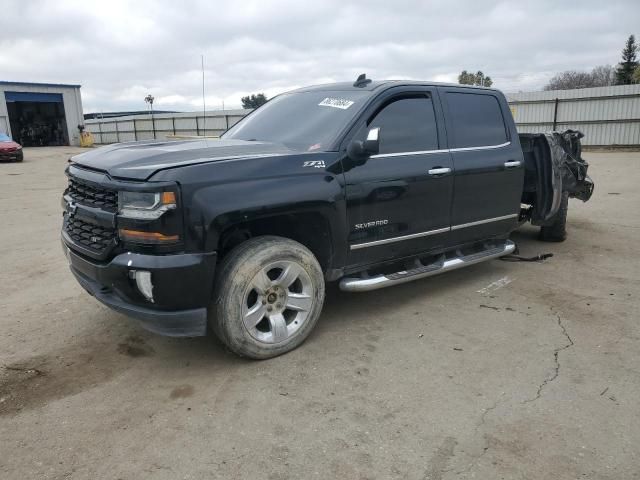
[0,82,85,146]
[85,110,250,144]
[0,115,8,135]
[506,84,640,146]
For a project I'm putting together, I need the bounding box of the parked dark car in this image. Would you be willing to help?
[0,133,23,162]
[61,76,593,359]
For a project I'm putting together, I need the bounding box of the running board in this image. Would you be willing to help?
[339,240,516,292]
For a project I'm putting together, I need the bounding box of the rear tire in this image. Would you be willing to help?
[539,191,568,242]
[210,236,325,359]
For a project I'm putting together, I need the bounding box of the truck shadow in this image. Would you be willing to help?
[0,316,239,417]
[1,228,554,417]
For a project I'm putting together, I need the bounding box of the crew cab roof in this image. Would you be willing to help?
[289,80,499,94]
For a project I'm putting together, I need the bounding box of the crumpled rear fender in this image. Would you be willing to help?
[519,130,594,225]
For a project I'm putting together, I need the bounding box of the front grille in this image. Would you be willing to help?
[64,175,118,257]
[64,214,117,254]
[66,177,118,212]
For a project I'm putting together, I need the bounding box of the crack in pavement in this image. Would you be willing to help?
[452,436,490,476]
[523,311,574,404]
[477,397,502,430]
[424,436,458,480]
[449,394,506,476]
[452,309,575,477]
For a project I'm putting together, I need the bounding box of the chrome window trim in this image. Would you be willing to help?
[370,149,449,159]
[349,213,518,250]
[449,141,511,153]
[370,142,510,159]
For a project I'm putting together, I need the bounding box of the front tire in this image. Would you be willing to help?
[211,236,325,359]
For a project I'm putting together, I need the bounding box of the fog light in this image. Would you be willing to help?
[131,270,154,303]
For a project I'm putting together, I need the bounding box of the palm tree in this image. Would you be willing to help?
[144,94,156,139]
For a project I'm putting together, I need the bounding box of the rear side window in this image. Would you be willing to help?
[367,96,439,154]
[446,93,507,148]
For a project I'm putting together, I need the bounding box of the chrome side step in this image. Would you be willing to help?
[339,240,516,292]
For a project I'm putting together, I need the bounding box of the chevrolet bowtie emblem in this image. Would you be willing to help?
[66,200,77,215]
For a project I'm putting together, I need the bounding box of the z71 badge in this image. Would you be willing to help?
[303,160,325,168]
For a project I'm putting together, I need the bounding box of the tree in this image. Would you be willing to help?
[633,66,640,84]
[545,71,596,90]
[615,35,639,85]
[544,65,616,90]
[458,70,474,85]
[241,93,268,109]
[144,94,156,139]
[590,65,616,86]
[458,70,493,87]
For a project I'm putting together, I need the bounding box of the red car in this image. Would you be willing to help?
[0,133,23,162]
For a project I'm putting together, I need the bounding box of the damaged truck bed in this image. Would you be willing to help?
[519,130,594,226]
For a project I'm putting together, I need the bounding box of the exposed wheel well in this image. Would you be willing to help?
[218,213,334,273]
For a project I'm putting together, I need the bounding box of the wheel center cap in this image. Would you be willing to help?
[267,293,277,303]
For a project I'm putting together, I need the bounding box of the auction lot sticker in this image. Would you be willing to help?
[318,97,355,109]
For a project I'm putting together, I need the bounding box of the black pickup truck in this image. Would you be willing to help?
[62,76,593,358]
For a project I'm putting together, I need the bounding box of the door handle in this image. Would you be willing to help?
[504,160,521,168]
[428,167,452,176]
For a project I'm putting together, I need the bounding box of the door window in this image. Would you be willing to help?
[446,93,508,148]
[366,96,439,154]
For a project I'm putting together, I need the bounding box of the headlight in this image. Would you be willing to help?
[118,191,176,220]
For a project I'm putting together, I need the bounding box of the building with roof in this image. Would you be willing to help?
[0,81,84,146]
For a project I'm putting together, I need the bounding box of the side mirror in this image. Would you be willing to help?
[347,127,380,166]
[364,127,380,155]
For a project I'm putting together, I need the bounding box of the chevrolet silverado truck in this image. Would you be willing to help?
[61,75,593,359]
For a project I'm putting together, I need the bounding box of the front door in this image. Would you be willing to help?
[343,88,454,268]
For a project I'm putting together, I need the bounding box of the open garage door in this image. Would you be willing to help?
[5,91,69,146]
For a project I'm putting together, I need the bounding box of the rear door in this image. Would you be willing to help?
[440,88,524,245]
[343,87,453,268]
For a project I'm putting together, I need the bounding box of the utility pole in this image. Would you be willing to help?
[201,55,206,136]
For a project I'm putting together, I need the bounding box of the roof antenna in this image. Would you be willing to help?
[353,73,372,88]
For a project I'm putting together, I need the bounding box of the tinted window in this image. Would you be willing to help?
[223,91,370,151]
[367,96,439,154]
[446,93,507,148]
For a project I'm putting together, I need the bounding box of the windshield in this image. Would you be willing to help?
[0,133,11,142]
[222,91,370,151]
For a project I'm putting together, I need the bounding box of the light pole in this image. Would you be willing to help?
[145,94,155,139]
[201,55,206,136]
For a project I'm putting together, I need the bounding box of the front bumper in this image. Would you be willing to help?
[63,239,217,337]
[0,150,22,161]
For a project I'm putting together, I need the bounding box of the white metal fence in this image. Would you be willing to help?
[85,110,250,144]
[85,85,640,147]
[506,84,640,147]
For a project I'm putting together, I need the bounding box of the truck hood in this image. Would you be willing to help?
[70,139,296,180]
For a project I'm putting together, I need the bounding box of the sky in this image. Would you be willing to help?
[0,0,637,113]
